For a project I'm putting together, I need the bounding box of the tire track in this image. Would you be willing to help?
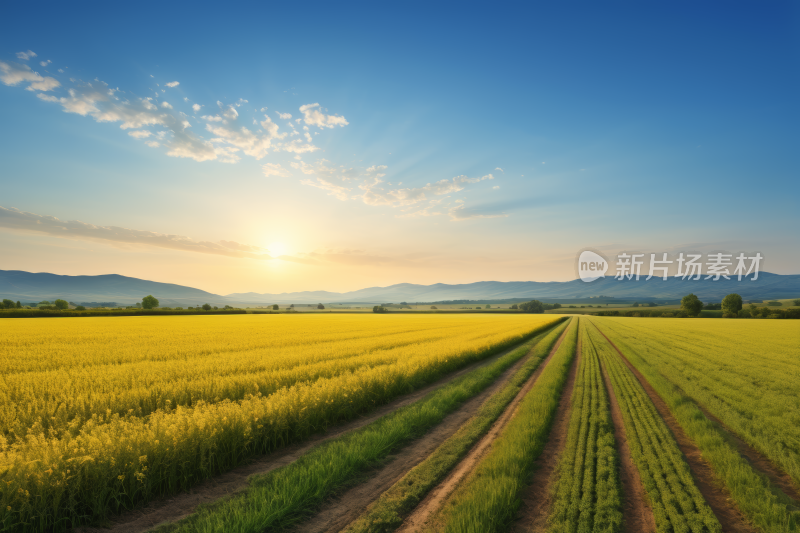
[396,324,573,533]
[511,333,582,532]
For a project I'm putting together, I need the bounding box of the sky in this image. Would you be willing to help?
[1,1,798,295]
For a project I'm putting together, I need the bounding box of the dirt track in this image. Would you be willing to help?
[510,335,582,532]
[74,333,551,533]
[592,322,756,533]
[396,324,572,533]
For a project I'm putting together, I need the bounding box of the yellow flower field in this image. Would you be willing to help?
[0,313,558,529]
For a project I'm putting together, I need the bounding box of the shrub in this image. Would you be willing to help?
[766,301,782,307]
[722,312,737,318]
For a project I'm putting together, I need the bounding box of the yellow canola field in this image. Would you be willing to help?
[0,313,558,528]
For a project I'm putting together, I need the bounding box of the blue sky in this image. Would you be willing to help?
[1,1,798,293]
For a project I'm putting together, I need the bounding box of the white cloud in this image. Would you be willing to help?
[57,69,64,73]
[365,165,388,178]
[495,167,504,173]
[0,60,60,91]
[290,160,316,175]
[127,130,152,139]
[40,60,52,67]
[299,103,349,129]
[16,50,36,60]
[161,101,172,109]
[448,203,508,221]
[279,139,319,153]
[192,103,201,112]
[493,185,500,189]
[357,174,495,209]
[277,111,292,120]
[262,163,291,178]
[203,104,286,160]
[301,178,350,201]
[145,140,160,148]
[165,81,179,88]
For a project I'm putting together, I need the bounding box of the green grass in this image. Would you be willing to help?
[344,319,572,533]
[593,318,800,533]
[548,320,622,533]
[148,320,568,533]
[435,317,579,533]
[585,323,720,533]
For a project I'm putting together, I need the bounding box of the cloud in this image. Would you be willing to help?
[192,103,202,112]
[127,130,152,139]
[493,185,500,189]
[299,103,349,129]
[290,160,316,175]
[165,81,179,88]
[357,174,494,207]
[0,60,60,91]
[161,101,172,109]
[145,140,160,148]
[40,60,52,67]
[301,177,350,200]
[203,104,287,160]
[495,167,504,173]
[276,111,292,120]
[262,162,291,178]
[16,50,36,60]
[0,205,275,260]
[365,165,388,178]
[448,203,509,221]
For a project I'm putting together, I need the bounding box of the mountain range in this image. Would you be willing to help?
[2,269,799,306]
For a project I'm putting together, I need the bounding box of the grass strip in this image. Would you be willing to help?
[549,319,622,533]
[152,318,569,533]
[594,318,800,533]
[436,317,579,533]
[586,323,721,533]
[343,318,573,533]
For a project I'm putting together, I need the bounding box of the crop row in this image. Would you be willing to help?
[586,323,721,533]
[126,320,572,533]
[1,314,554,440]
[0,315,560,531]
[593,317,800,533]
[548,320,622,533]
[586,318,800,492]
[436,316,579,533]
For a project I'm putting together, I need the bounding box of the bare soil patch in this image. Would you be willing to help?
[74,337,543,533]
[396,325,572,533]
[510,336,582,532]
[593,324,756,533]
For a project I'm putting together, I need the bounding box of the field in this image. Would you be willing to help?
[1,314,799,533]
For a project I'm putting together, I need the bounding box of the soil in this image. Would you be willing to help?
[396,325,572,533]
[510,336,582,532]
[592,323,757,533]
[292,336,542,532]
[73,335,547,533]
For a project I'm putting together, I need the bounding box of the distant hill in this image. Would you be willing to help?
[2,269,799,306]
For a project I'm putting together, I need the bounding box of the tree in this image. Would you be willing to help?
[373,305,388,313]
[510,304,518,309]
[202,303,212,311]
[317,303,325,309]
[75,305,86,311]
[485,304,491,309]
[142,295,159,309]
[721,293,743,317]
[272,304,279,310]
[430,305,438,309]
[680,294,703,317]
[290,304,295,308]
[16,301,21,308]
[1,299,14,309]
[519,300,544,313]
[632,302,639,308]
[54,299,69,310]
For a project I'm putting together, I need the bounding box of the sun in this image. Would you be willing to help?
[268,242,287,257]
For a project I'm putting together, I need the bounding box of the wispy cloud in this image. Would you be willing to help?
[358,174,495,207]
[16,50,36,60]
[0,60,60,91]
[262,162,291,177]
[299,103,349,129]
[165,81,179,88]
[300,178,351,200]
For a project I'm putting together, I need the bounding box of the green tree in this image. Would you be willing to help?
[272,304,279,310]
[16,301,21,308]
[75,305,86,311]
[485,304,491,309]
[721,293,743,317]
[793,299,800,306]
[680,293,703,317]
[54,299,69,310]
[317,303,325,309]
[430,305,438,309]
[519,300,544,313]
[510,304,518,309]
[142,295,159,309]
[1,299,14,309]
[202,303,212,311]
[373,305,388,313]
